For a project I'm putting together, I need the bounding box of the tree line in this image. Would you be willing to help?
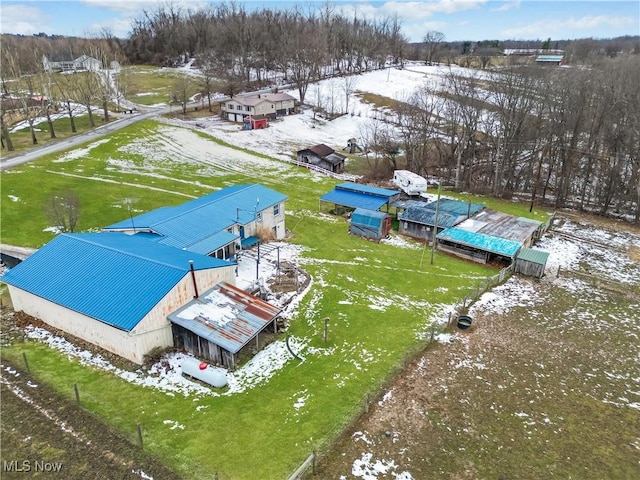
[356,56,639,222]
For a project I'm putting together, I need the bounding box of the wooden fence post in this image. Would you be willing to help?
[22,352,31,375]
[74,383,80,405]
[137,423,143,449]
[312,449,317,474]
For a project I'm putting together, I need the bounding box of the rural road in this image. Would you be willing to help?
[0,106,172,172]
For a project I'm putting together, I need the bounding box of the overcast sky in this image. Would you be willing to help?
[1,0,638,42]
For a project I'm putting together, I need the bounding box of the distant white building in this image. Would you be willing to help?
[43,54,101,73]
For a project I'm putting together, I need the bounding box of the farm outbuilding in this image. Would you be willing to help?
[297,144,346,174]
[320,182,400,214]
[349,208,392,241]
[435,209,543,265]
[514,247,550,278]
[104,184,288,259]
[455,209,543,247]
[169,282,282,369]
[398,198,485,243]
[1,233,236,364]
[436,227,522,265]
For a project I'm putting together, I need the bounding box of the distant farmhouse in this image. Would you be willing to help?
[2,184,288,366]
[535,54,565,66]
[42,54,101,73]
[221,92,296,123]
[297,144,346,174]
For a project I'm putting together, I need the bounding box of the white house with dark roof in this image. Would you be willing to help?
[221,92,296,122]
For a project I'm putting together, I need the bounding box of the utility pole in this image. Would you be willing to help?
[430,181,442,265]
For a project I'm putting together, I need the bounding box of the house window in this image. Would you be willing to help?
[246,106,251,112]
[256,211,262,222]
[273,203,280,216]
[259,105,264,111]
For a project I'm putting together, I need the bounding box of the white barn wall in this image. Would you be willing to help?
[8,265,236,364]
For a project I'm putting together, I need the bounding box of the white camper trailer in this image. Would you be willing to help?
[392,170,428,196]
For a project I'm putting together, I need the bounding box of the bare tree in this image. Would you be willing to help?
[44,191,81,233]
[423,30,445,65]
[342,75,359,114]
[171,75,192,115]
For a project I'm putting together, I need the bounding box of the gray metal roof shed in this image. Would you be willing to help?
[515,247,550,278]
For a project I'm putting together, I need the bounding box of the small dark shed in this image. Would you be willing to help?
[349,208,391,241]
[297,144,346,173]
[514,247,549,278]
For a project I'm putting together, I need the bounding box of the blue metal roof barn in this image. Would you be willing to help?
[320,182,399,212]
[1,233,232,332]
[349,208,391,241]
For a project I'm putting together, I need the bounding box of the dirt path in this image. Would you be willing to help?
[1,360,183,480]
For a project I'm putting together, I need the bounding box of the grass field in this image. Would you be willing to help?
[1,119,555,479]
[317,216,640,479]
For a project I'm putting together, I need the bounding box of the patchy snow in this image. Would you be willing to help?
[53,138,111,163]
[162,420,185,430]
[7,195,20,202]
[351,452,413,480]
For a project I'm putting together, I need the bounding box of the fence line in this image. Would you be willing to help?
[288,451,316,480]
[449,264,514,324]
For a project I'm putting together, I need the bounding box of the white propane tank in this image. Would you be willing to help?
[181,356,228,388]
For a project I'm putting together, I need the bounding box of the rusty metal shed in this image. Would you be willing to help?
[168,282,281,369]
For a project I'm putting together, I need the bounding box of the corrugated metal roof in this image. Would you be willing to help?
[321,189,390,211]
[516,247,550,265]
[1,233,233,332]
[335,182,399,198]
[437,227,521,258]
[456,209,541,243]
[168,282,281,354]
[104,184,287,255]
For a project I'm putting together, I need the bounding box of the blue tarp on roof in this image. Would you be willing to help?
[437,227,521,258]
[104,184,287,254]
[399,198,485,229]
[351,208,387,228]
[335,182,399,198]
[1,233,232,332]
[321,189,391,211]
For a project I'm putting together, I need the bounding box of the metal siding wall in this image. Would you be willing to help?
[7,287,154,364]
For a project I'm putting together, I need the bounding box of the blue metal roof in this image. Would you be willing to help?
[335,182,399,198]
[321,189,391,211]
[168,282,281,354]
[437,227,521,258]
[1,233,232,332]
[104,184,287,254]
[177,231,240,256]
